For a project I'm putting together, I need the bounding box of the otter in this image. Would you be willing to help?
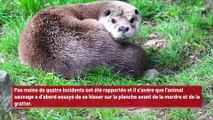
[18,1,147,79]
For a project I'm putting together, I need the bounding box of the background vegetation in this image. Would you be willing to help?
[0,0,212,119]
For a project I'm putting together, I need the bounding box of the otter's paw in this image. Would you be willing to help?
[144,69,160,80]
[82,19,105,30]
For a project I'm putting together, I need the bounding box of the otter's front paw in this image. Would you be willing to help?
[82,19,105,31]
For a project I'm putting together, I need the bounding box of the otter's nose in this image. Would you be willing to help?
[118,26,129,33]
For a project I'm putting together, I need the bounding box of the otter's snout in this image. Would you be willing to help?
[118,26,129,33]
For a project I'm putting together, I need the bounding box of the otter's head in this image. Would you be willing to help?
[99,2,141,42]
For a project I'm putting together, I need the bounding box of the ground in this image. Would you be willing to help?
[0,0,212,120]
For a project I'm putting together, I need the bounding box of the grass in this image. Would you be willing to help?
[0,0,213,119]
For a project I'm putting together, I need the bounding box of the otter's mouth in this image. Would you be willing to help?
[113,37,129,43]
[110,32,127,39]
[115,33,133,41]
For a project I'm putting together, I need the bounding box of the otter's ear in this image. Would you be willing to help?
[135,9,139,15]
[104,9,111,16]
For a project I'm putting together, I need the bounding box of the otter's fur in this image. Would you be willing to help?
[18,1,147,79]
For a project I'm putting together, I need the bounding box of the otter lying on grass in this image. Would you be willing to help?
[18,1,150,79]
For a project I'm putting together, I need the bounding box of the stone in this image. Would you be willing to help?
[144,69,160,79]
[0,70,13,117]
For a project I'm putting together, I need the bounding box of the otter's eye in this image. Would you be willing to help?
[111,19,116,24]
[130,18,135,23]
[104,10,111,16]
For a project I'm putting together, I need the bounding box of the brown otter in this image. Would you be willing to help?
[18,1,147,79]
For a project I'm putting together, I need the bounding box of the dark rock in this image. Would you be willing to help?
[0,70,13,117]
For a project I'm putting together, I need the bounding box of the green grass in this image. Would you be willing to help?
[0,0,213,119]
[168,109,196,120]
